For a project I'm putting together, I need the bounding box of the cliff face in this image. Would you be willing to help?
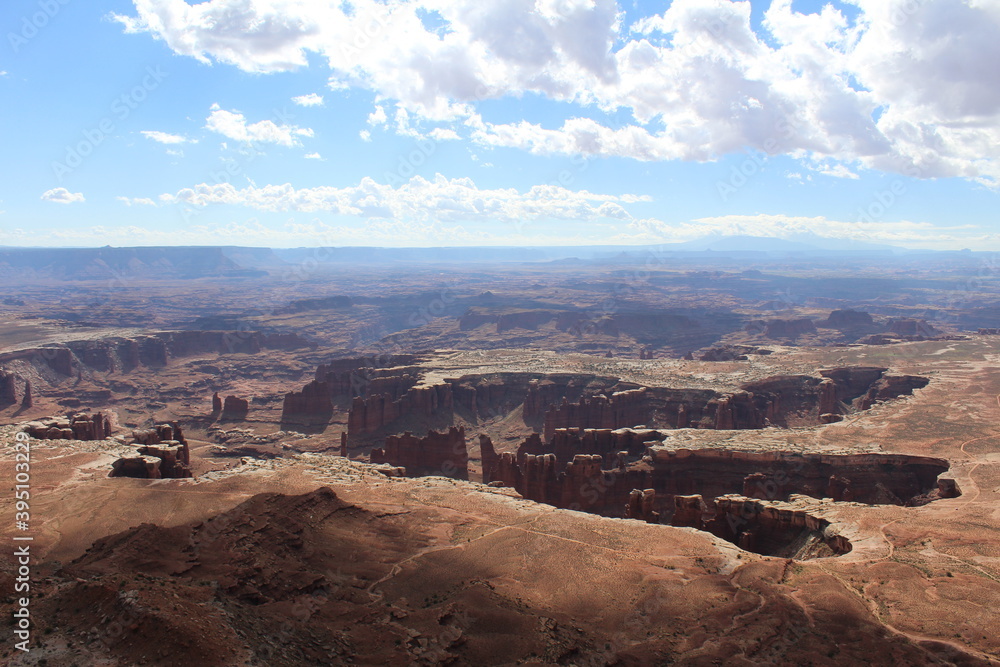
[348,384,453,435]
[704,495,852,558]
[646,448,950,506]
[490,432,955,516]
[369,426,468,479]
[856,375,930,410]
[221,395,250,420]
[0,330,312,382]
[281,380,333,430]
[820,309,876,331]
[0,370,19,405]
[286,361,927,440]
[887,318,940,337]
[745,318,817,339]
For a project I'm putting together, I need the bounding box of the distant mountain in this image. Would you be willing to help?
[0,246,270,281]
[670,234,899,254]
[0,236,940,282]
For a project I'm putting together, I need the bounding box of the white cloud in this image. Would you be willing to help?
[149,174,649,226]
[113,0,1000,185]
[205,105,313,147]
[0,71,7,77]
[816,163,860,180]
[117,196,157,206]
[359,130,372,142]
[141,130,191,144]
[40,188,85,204]
[292,93,325,106]
[429,127,461,141]
[304,152,323,160]
[367,105,387,127]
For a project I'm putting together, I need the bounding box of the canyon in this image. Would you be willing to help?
[3,248,1000,665]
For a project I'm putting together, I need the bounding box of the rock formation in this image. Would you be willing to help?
[855,375,929,410]
[704,495,851,558]
[887,318,939,337]
[647,447,950,506]
[20,380,32,408]
[281,380,334,430]
[0,370,17,405]
[221,395,250,420]
[489,435,955,536]
[24,412,113,441]
[480,434,498,481]
[112,421,192,479]
[370,427,468,479]
[212,392,223,415]
[819,309,876,331]
[746,318,817,339]
[340,432,348,457]
[626,488,660,523]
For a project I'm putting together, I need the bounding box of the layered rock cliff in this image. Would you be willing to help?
[369,426,468,479]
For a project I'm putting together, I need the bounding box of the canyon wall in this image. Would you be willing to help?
[369,426,468,479]
[488,432,956,526]
[0,330,314,380]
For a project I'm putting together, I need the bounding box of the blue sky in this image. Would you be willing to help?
[0,0,998,248]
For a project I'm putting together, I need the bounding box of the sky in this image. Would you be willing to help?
[0,0,998,249]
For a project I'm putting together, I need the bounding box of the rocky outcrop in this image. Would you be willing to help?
[699,345,771,361]
[340,432,348,457]
[746,318,817,339]
[281,381,334,430]
[626,488,660,523]
[370,427,468,479]
[480,434,498,481]
[458,309,498,331]
[496,310,559,333]
[221,395,249,420]
[855,375,929,410]
[21,380,32,408]
[671,494,706,528]
[704,495,852,558]
[647,447,950,506]
[819,309,876,331]
[0,370,17,405]
[545,428,662,466]
[348,384,453,435]
[212,392,223,415]
[110,455,163,479]
[887,318,939,337]
[541,388,652,441]
[114,421,192,479]
[25,412,113,441]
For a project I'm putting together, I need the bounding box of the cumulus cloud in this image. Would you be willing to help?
[304,152,323,160]
[205,104,313,146]
[141,130,192,144]
[41,188,85,204]
[113,0,1000,185]
[292,93,324,106]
